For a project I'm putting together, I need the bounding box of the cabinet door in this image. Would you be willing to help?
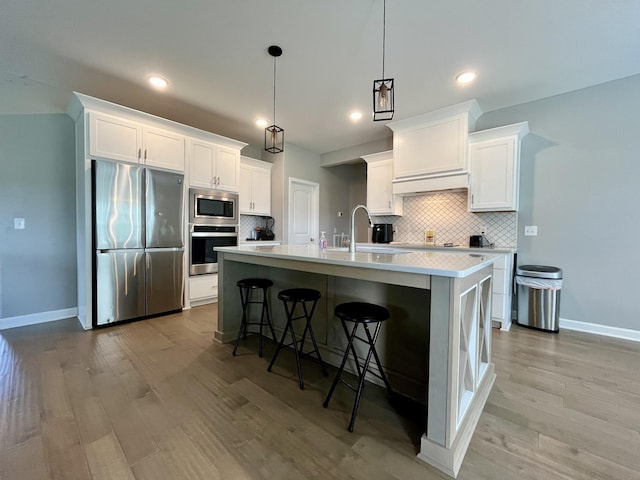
[190,140,215,188]
[469,137,517,211]
[238,163,253,214]
[394,115,466,179]
[250,166,271,216]
[367,161,393,214]
[89,112,142,163]
[143,127,185,172]
[215,147,239,192]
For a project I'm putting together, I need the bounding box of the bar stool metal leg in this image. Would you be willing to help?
[268,289,327,389]
[233,279,275,357]
[232,286,251,356]
[323,301,393,432]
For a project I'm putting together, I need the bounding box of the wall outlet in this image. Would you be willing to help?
[524,225,538,236]
[14,218,25,230]
[481,225,488,235]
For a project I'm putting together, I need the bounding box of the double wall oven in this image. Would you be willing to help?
[189,188,238,275]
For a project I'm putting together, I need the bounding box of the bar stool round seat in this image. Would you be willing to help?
[237,278,273,290]
[323,301,393,432]
[335,302,389,323]
[267,288,327,389]
[232,278,276,358]
[277,288,321,303]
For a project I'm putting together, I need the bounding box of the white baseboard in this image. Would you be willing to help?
[560,317,640,343]
[0,307,79,330]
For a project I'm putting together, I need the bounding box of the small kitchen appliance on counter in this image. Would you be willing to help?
[372,223,393,243]
[470,233,492,247]
[258,216,275,240]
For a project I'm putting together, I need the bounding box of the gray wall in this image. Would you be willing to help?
[270,143,365,244]
[475,74,640,331]
[0,114,77,319]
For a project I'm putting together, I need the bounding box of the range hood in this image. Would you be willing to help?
[387,100,482,196]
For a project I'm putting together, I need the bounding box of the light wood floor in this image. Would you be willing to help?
[1,305,639,480]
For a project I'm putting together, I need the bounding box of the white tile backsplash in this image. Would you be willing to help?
[372,190,517,248]
[240,215,263,240]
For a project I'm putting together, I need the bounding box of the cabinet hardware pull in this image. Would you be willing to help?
[138,148,142,159]
[144,149,147,160]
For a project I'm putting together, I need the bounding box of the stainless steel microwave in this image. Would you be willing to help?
[189,188,238,225]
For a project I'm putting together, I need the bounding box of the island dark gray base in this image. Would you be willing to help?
[215,250,495,478]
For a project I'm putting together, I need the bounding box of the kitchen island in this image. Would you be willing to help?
[214,244,498,478]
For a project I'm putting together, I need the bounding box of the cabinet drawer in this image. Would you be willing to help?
[190,275,218,300]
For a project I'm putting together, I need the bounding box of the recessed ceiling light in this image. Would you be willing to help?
[349,111,363,121]
[455,71,477,85]
[148,75,169,89]
[256,119,268,128]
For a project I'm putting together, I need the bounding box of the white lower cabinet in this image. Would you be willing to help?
[189,274,218,305]
[491,253,514,330]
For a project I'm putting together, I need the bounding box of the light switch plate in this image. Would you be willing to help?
[14,218,25,230]
[524,225,537,236]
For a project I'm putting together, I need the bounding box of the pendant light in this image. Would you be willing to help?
[373,0,394,121]
[265,45,284,153]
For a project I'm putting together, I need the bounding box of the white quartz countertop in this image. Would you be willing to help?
[238,240,282,246]
[216,244,501,278]
[387,242,516,254]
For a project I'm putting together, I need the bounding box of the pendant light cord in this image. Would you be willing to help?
[382,0,386,79]
[273,56,277,124]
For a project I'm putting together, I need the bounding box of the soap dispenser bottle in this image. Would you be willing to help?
[319,231,327,249]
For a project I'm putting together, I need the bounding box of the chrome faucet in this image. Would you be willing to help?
[349,204,373,253]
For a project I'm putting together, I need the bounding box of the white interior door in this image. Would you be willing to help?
[288,178,319,245]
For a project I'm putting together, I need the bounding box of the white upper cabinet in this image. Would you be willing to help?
[216,147,240,192]
[89,113,141,163]
[142,126,185,171]
[239,157,272,216]
[189,139,240,192]
[88,112,185,171]
[387,100,482,195]
[362,151,402,216]
[468,122,529,212]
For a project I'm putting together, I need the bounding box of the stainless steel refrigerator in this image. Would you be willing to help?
[92,160,184,326]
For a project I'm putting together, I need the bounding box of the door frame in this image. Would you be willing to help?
[288,177,319,245]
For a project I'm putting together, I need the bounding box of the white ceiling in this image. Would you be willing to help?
[2,0,640,155]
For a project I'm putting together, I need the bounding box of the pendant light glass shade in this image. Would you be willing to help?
[265,45,284,153]
[373,0,394,121]
[265,124,284,153]
[373,78,394,121]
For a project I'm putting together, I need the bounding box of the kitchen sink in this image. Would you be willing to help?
[327,246,410,255]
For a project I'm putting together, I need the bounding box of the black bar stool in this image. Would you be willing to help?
[267,288,328,389]
[323,302,393,432]
[232,278,276,357]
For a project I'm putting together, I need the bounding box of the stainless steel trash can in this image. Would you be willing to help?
[516,265,562,332]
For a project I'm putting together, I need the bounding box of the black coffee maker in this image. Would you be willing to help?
[372,224,393,243]
[258,216,275,241]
